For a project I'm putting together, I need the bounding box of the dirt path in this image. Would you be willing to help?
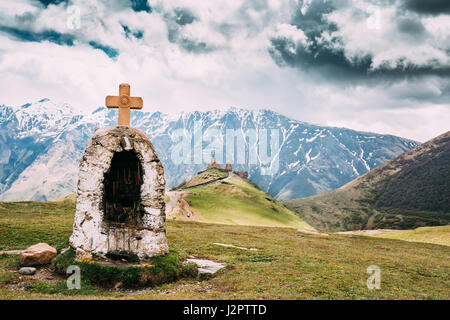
[222,172,234,182]
[336,229,399,236]
[165,191,198,221]
[166,191,183,211]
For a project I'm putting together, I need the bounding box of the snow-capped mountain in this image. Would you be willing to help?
[0,100,419,201]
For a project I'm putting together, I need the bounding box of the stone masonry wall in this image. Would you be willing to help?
[69,126,169,260]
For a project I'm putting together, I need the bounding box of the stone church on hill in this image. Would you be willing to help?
[205,158,248,179]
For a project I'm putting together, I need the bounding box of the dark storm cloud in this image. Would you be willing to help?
[268,0,450,82]
[269,34,450,80]
[291,0,337,36]
[33,0,68,8]
[396,16,426,36]
[0,25,75,46]
[269,0,372,79]
[269,36,375,81]
[402,0,450,15]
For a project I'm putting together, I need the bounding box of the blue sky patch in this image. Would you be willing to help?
[122,24,144,39]
[130,0,152,13]
[88,41,119,58]
[0,26,75,46]
[34,0,69,8]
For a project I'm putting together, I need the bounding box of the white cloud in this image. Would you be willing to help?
[0,0,448,142]
[271,23,309,52]
[0,0,37,16]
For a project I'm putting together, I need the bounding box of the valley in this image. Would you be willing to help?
[284,131,450,232]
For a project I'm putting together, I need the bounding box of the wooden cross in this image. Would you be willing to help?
[105,83,143,126]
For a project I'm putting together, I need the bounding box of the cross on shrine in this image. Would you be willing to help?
[105,83,143,126]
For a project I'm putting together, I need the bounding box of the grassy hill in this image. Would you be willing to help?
[283,131,450,232]
[0,200,449,299]
[170,170,314,230]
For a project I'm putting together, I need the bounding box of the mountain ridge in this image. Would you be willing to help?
[0,99,419,201]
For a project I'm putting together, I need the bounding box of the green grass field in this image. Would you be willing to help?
[0,200,449,299]
[184,176,314,230]
[374,225,450,246]
[0,201,74,251]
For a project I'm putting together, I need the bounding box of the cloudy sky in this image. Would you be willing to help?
[0,0,449,142]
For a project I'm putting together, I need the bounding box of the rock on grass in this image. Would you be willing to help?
[20,243,57,267]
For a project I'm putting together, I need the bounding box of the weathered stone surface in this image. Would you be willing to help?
[19,267,36,275]
[20,243,57,266]
[70,126,169,260]
[185,258,227,274]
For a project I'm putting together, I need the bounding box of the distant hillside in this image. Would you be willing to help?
[283,131,450,232]
[167,169,314,230]
[374,226,450,247]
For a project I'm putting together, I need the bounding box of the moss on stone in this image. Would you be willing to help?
[53,249,198,289]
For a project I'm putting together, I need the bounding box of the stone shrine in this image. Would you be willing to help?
[70,84,168,260]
